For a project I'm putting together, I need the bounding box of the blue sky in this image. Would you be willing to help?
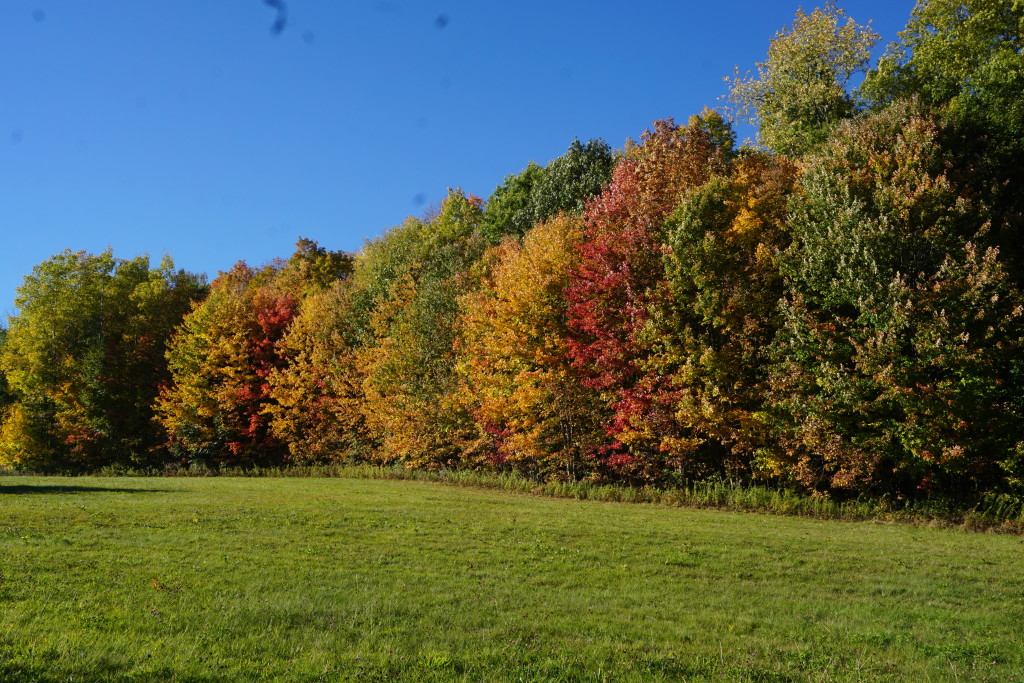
[1,1,913,316]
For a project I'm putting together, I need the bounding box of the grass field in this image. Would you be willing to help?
[1,477,1022,681]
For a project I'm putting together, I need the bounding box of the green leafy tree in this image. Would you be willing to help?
[480,162,546,243]
[863,0,1024,110]
[481,139,615,243]
[727,1,878,156]
[0,250,206,471]
[653,152,797,480]
[862,0,1024,280]
[532,139,616,221]
[767,101,1024,497]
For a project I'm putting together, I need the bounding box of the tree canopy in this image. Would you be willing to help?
[727,1,878,155]
[0,250,206,471]
[481,138,615,243]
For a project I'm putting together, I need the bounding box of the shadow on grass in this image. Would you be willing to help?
[0,484,169,495]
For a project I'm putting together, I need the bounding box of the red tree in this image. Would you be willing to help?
[566,113,734,480]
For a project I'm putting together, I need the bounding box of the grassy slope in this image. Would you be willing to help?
[1,477,1022,682]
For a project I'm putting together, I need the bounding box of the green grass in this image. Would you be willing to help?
[45,463,1024,532]
[1,477,1022,681]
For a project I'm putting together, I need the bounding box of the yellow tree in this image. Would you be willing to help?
[459,214,603,479]
[727,2,878,155]
[267,280,369,463]
[354,190,487,467]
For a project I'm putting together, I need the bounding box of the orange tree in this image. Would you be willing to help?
[459,214,604,480]
[266,279,370,464]
[156,240,350,468]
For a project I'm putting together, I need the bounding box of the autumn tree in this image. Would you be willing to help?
[727,1,878,156]
[0,329,13,417]
[459,214,604,479]
[355,190,488,467]
[157,239,350,468]
[266,279,370,463]
[0,250,206,471]
[650,152,797,480]
[566,112,734,481]
[274,237,355,296]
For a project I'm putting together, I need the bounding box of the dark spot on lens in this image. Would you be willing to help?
[435,14,449,29]
[263,0,288,35]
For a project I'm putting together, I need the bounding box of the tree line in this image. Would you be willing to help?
[2,0,1023,504]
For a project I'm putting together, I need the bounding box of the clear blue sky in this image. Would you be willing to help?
[1,0,913,316]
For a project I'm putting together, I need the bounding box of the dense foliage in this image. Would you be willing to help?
[155,240,351,468]
[0,251,206,471]
[727,1,878,155]
[3,0,1023,507]
[459,213,603,478]
[481,138,615,243]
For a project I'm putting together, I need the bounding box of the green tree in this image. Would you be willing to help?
[655,152,797,481]
[480,162,546,244]
[481,139,614,243]
[0,250,206,471]
[863,0,1024,110]
[727,1,878,156]
[766,101,1024,497]
[862,0,1024,280]
[356,190,488,466]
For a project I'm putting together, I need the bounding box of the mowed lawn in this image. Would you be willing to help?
[1,477,1022,682]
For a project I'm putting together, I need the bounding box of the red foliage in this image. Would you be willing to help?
[222,291,299,463]
[566,115,732,477]
[250,292,299,378]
